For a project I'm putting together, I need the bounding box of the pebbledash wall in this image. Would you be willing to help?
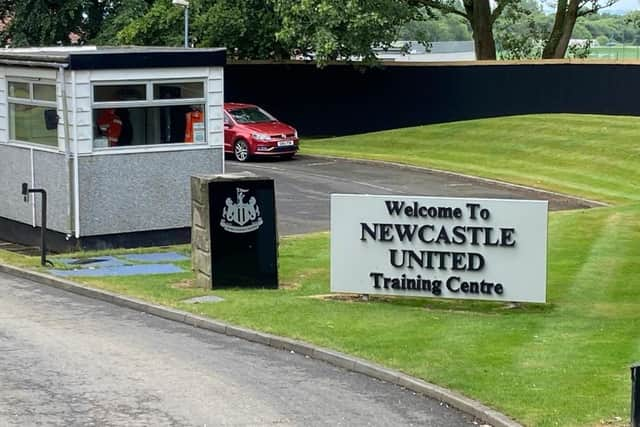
[0,48,226,251]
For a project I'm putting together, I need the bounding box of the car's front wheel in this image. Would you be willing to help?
[234,139,250,162]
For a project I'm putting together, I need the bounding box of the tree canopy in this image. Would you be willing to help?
[102,0,289,60]
[1,0,635,63]
[1,0,116,46]
[272,0,418,63]
[272,0,620,61]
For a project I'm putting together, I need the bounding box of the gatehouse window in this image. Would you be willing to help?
[7,80,58,147]
[92,80,206,148]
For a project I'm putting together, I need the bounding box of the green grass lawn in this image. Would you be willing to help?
[303,114,640,205]
[2,113,639,426]
[589,45,640,60]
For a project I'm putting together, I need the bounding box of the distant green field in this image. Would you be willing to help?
[589,45,640,60]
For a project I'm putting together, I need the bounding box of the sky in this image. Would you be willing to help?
[608,0,640,13]
[540,0,638,14]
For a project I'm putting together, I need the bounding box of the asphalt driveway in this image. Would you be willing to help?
[226,155,596,235]
[0,272,476,426]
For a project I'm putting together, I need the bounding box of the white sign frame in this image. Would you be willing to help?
[331,194,548,303]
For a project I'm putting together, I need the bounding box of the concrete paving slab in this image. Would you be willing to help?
[49,263,183,277]
[121,252,189,263]
[56,256,125,268]
[183,295,224,304]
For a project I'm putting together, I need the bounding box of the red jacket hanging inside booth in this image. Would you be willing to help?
[185,108,204,143]
[97,109,123,147]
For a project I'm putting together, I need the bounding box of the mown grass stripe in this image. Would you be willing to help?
[304,113,640,204]
[507,210,631,425]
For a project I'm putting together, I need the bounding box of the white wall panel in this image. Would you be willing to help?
[0,67,7,142]
[207,67,224,148]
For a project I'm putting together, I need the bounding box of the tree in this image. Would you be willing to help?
[0,0,15,46]
[421,0,617,59]
[115,0,185,46]
[413,0,518,60]
[92,0,154,45]
[1,0,115,47]
[273,0,507,61]
[273,0,513,61]
[0,0,14,24]
[117,0,289,59]
[494,1,546,59]
[398,12,472,42]
[273,0,419,64]
[541,0,616,58]
[193,0,288,59]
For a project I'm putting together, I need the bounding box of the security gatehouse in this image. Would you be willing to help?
[0,46,226,251]
[331,194,548,303]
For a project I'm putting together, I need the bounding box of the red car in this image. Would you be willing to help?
[224,103,299,162]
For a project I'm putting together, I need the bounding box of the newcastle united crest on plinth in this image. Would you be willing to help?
[220,188,263,233]
[206,175,277,289]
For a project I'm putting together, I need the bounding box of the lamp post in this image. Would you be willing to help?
[172,0,190,48]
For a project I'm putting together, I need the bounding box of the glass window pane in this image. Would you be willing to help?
[94,104,205,148]
[153,82,204,100]
[33,84,56,102]
[8,82,29,98]
[94,84,146,102]
[9,103,58,147]
[228,106,275,123]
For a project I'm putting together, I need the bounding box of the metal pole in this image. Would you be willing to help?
[22,184,48,266]
[632,363,640,427]
[184,6,189,48]
[40,190,47,266]
[29,189,48,266]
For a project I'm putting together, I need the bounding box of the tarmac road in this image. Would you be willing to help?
[0,272,476,426]
[225,155,595,235]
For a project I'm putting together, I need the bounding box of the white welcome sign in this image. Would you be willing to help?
[331,194,548,303]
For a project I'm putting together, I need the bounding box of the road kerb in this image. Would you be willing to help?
[145,304,187,323]
[395,375,518,427]
[226,324,271,346]
[0,262,522,427]
[312,347,356,371]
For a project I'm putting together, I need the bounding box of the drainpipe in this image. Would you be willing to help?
[59,66,74,239]
[71,71,80,239]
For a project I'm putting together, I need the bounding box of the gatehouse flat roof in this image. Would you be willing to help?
[0,46,226,70]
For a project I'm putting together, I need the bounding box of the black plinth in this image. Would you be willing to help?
[209,177,278,288]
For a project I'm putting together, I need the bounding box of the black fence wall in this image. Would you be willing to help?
[225,62,640,136]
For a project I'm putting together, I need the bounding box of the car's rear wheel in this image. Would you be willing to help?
[234,139,250,162]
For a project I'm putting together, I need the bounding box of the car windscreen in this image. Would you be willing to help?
[228,107,275,124]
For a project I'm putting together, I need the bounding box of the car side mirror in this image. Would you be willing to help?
[44,109,58,130]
